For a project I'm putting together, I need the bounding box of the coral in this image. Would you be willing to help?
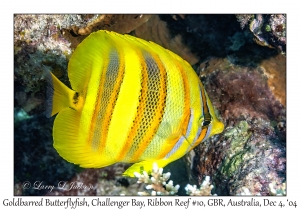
[14,14,286,197]
[235,187,252,196]
[248,14,286,53]
[236,14,254,29]
[62,14,152,49]
[14,16,84,195]
[134,15,199,65]
[249,14,274,48]
[46,164,145,196]
[220,121,252,178]
[269,14,286,44]
[199,57,285,124]
[134,163,180,195]
[268,181,286,196]
[134,163,215,196]
[75,14,151,35]
[14,15,74,96]
[185,176,215,196]
[191,118,286,196]
[156,14,283,66]
[15,14,130,97]
[260,54,286,107]
[189,53,285,196]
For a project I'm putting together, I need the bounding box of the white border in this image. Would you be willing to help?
[2,0,299,209]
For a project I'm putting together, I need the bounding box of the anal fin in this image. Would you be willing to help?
[123,159,171,177]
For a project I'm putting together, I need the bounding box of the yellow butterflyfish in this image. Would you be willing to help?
[45,30,224,177]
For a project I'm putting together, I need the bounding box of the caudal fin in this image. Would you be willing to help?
[44,70,77,117]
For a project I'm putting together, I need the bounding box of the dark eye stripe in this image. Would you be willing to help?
[185,83,213,152]
[200,83,212,125]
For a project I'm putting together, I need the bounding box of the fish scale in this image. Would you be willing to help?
[45,30,224,177]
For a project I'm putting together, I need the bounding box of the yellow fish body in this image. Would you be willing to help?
[46,30,224,177]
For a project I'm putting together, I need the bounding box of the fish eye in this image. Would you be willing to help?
[202,120,211,126]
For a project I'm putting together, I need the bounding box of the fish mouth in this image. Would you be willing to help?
[212,120,225,136]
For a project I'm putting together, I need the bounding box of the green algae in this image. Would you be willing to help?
[265,24,271,32]
[221,121,252,177]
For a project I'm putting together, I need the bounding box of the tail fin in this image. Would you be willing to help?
[44,70,77,117]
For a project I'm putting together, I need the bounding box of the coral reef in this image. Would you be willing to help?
[260,54,286,107]
[134,15,199,65]
[62,14,151,49]
[14,14,286,196]
[157,14,284,66]
[198,57,285,124]
[46,164,145,196]
[133,163,215,196]
[236,14,254,29]
[14,15,88,195]
[188,54,286,195]
[190,119,285,196]
[14,15,73,115]
[73,14,151,36]
[237,14,286,54]
[268,181,286,196]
